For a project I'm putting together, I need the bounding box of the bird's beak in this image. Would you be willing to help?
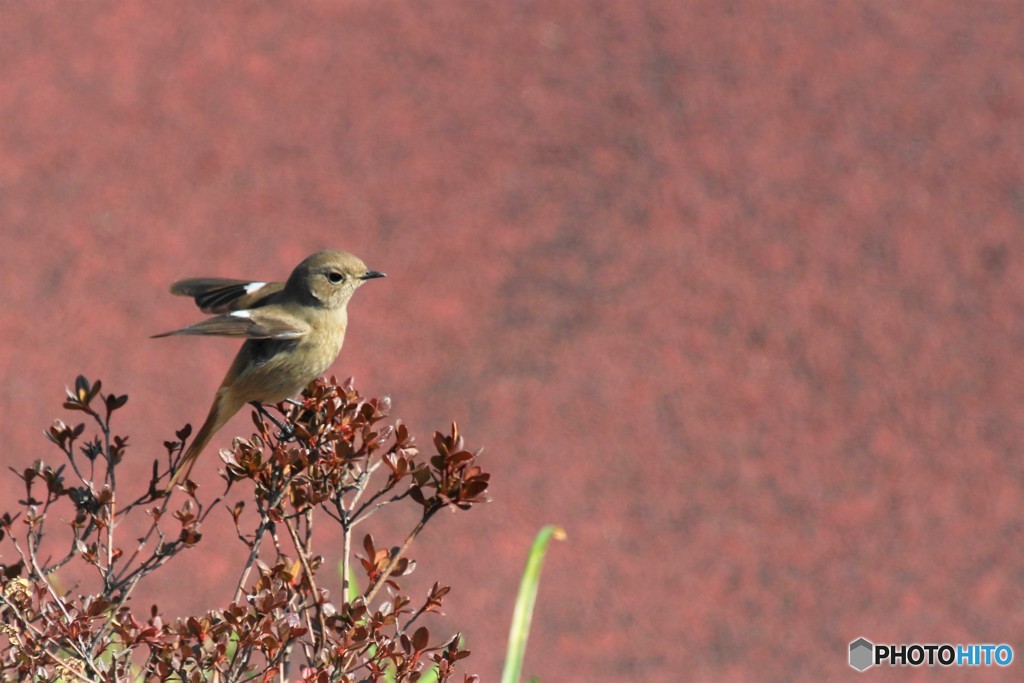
[360,270,387,280]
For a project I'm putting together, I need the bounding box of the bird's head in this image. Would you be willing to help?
[287,250,386,308]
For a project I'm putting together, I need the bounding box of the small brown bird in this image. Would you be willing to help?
[154,250,385,489]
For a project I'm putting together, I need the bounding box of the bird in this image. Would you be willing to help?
[153,250,385,490]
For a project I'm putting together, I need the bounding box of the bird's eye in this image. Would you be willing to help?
[327,272,345,284]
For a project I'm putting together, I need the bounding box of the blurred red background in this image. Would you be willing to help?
[1,2,1023,680]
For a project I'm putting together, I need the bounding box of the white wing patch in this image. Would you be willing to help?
[230,310,253,319]
[244,282,268,294]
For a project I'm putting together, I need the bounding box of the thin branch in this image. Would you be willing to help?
[351,488,414,525]
[364,507,438,607]
[340,512,352,604]
[281,513,325,650]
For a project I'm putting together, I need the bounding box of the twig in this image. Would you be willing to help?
[364,506,438,608]
[281,514,325,650]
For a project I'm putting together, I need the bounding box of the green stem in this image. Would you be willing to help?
[501,525,565,683]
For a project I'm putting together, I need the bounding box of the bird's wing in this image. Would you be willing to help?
[169,278,286,314]
[152,308,310,340]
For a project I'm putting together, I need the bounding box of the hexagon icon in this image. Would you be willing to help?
[849,637,874,671]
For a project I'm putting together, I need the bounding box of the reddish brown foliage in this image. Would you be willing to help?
[0,376,485,682]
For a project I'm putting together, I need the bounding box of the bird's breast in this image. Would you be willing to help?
[230,318,347,404]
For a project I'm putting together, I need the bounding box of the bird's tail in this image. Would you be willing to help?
[166,388,242,492]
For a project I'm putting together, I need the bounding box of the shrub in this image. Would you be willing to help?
[0,375,486,682]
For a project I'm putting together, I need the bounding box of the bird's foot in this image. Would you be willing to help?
[250,402,294,440]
